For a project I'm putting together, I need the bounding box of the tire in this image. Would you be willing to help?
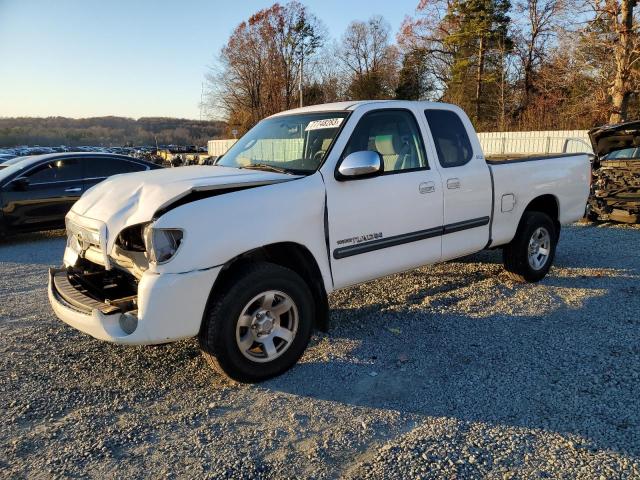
[502,211,557,283]
[199,262,315,383]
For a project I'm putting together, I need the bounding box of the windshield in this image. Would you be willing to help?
[217,112,349,174]
[603,147,640,160]
[0,157,36,183]
[1,156,30,167]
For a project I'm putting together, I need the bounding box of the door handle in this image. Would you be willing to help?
[446,178,461,189]
[64,187,82,193]
[419,181,435,194]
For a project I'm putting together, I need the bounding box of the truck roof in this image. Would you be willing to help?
[268,100,457,118]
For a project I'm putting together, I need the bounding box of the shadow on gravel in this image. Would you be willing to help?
[456,223,640,271]
[266,241,640,458]
[269,300,640,457]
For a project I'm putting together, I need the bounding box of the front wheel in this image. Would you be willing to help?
[503,211,557,283]
[199,262,314,383]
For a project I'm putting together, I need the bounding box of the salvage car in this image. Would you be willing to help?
[588,121,640,223]
[48,101,591,382]
[0,152,161,236]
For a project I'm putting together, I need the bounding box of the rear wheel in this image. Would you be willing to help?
[199,262,314,383]
[503,211,557,283]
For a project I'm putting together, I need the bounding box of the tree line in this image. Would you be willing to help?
[0,117,227,148]
[206,0,640,133]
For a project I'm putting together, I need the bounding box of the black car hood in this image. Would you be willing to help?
[589,121,640,157]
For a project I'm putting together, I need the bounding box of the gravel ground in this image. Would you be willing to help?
[1,222,639,479]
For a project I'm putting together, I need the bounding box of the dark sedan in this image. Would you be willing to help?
[0,152,162,235]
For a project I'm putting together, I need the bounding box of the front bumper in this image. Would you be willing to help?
[48,265,222,345]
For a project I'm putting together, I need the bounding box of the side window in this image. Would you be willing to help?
[342,110,428,173]
[88,159,146,178]
[424,109,473,168]
[27,159,83,183]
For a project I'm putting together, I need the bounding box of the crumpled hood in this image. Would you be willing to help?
[589,121,640,157]
[70,165,298,252]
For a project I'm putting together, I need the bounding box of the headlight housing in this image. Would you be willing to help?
[143,225,184,264]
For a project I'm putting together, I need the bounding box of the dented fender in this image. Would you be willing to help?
[69,165,299,255]
[152,173,333,291]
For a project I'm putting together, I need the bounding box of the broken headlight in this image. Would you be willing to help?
[143,225,184,264]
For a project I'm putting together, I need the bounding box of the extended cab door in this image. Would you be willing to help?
[423,108,492,260]
[323,107,444,289]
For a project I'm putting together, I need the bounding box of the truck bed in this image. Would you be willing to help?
[486,153,591,248]
[485,153,587,164]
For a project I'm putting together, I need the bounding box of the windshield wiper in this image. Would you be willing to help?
[240,163,295,175]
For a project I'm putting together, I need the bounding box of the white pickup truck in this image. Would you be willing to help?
[48,101,591,382]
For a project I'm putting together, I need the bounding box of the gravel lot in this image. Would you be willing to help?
[1,223,639,479]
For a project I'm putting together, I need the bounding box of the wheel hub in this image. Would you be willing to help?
[252,311,274,336]
[236,290,299,363]
[527,227,551,270]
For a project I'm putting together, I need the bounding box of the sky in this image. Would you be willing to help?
[0,0,420,120]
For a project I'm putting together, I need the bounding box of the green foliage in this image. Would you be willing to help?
[348,71,392,100]
[395,48,431,100]
[442,0,512,124]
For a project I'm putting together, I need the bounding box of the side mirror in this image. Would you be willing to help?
[336,150,382,180]
[10,177,29,191]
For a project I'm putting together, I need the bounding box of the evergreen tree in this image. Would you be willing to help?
[442,0,512,125]
[395,48,431,100]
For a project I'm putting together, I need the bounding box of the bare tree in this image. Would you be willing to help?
[305,42,348,102]
[205,2,325,133]
[513,0,571,114]
[340,16,399,99]
[576,0,640,123]
[397,1,457,101]
[341,16,391,75]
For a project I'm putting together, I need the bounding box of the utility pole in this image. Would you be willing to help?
[299,45,304,108]
[200,82,204,121]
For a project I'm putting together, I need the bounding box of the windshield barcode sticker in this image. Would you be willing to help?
[305,118,344,131]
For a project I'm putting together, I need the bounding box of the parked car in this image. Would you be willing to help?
[587,121,640,223]
[48,101,591,382]
[0,152,161,235]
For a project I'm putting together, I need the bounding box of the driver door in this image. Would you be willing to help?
[323,108,444,289]
[2,158,86,231]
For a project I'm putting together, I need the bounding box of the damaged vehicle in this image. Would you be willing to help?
[49,101,591,382]
[588,121,640,223]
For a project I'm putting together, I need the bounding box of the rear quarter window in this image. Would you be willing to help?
[424,109,473,168]
[89,158,146,178]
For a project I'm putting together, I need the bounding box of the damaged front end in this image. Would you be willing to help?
[49,165,296,343]
[51,220,151,335]
[588,121,640,223]
[50,214,217,344]
[49,264,140,334]
[589,159,640,223]
[58,217,185,314]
